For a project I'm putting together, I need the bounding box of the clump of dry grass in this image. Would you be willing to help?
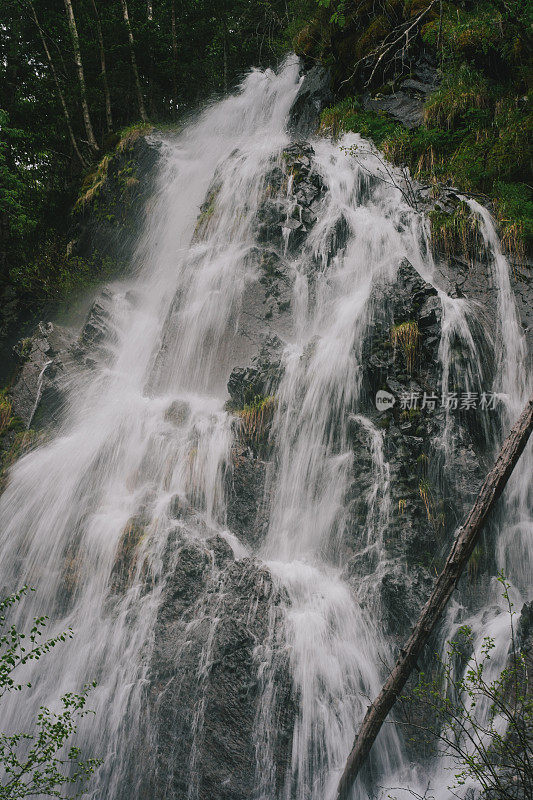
[236,395,277,448]
[0,394,12,435]
[429,202,482,264]
[75,155,110,210]
[391,320,419,373]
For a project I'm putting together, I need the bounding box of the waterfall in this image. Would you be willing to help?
[0,57,530,800]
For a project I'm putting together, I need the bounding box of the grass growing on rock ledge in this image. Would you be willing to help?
[316,0,533,263]
[428,202,483,264]
[75,122,153,211]
[235,395,277,449]
[321,95,532,262]
[391,320,419,374]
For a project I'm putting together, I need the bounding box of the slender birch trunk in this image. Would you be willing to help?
[120,0,148,122]
[223,25,228,94]
[64,0,99,152]
[146,0,155,117]
[89,0,113,132]
[171,0,178,117]
[29,2,86,167]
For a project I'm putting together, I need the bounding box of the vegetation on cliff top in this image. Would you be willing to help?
[313,0,532,262]
[0,0,530,369]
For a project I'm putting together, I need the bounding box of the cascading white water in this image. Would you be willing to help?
[413,201,533,800]
[0,58,302,799]
[0,56,530,800]
[390,200,532,800]
[255,136,436,800]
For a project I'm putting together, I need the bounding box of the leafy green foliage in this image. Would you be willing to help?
[310,0,532,257]
[0,587,100,798]
[409,575,533,798]
[0,112,37,243]
[317,0,348,27]
[321,96,399,142]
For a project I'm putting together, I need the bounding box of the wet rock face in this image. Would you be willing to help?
[227,336,283,408]
[342,257,489,642]
[287,66,333,139]
[226,442,269,551]
[10,322,76,430]
[7,288,119,436]
[362,258,443,401]
[256,142,327,260]
[363,57,439,129]
[148,536,295,800]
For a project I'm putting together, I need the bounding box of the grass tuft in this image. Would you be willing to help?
[391,320,419,373]
[236,395,277,449]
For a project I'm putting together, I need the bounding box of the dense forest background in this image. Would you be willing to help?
[0,0,531,373]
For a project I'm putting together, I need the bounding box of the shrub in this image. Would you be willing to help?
[407,576,533,799]
[0,588,101,797]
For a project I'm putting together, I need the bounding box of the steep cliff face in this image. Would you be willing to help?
[0,128,159,387]
[0,63,530,799]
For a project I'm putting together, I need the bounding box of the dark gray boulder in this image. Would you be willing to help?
[287,66,333,138]
[10,322,76,429]
[363,58,439,129]
[147,536,295,800]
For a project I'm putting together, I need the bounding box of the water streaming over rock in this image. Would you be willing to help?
[0,58,530,800]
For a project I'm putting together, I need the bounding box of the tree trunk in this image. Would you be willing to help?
[337,393,533,800]
[64,0,98,152]
[223,25,228,94]
[171,0,178,117]
[120,0,148,122]
[146,0,155,117]
[89,0,113,132]
[30,2,86,167]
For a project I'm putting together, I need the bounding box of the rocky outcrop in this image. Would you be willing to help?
[147,534,295,800]
[363,57,439,129]
[288,66,333,138]
[0,133,160,386]
[10,322,75,430]
[256,142,327,258]
[72,132,160,269]
[8,288,118,434]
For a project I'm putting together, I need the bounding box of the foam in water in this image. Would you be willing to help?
[0,57,530,800]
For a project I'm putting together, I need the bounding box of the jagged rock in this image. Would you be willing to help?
[164,399,191,426]
[287,66,333,138]
[363,58,439,129]
[362,258,441,399]
[8,288,120,433]
[226,442,269,550]
[79,289,114,347]
[147,537,295,800]
[256,143,327,257]
[227,336,283,408]
[10,322,76,429]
